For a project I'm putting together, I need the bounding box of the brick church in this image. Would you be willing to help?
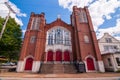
[17,6,105,73]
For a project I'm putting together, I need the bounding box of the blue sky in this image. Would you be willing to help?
[9,0,71,30]
[0,0,120,39]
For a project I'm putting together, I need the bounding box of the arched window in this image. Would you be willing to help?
[65,32,70,45]
[84,35,89,43]
[31,17,40,30]
[48,33,53,45]
[30,36,36,43]
[47,27,71,45]
[79,10,88,23]
[55,28,63,44]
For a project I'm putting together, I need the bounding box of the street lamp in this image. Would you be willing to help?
[0,2,16,39]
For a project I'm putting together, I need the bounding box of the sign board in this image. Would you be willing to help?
[78,62,86,73]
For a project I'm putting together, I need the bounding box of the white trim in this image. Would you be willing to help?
[24,55,34,71]
[47,26,70,33]
[17,55,34,72]
[30,18,34,30]
[24,55,34,61]
[97,61,105,72]
[32,61,41,73]
[111,54,118,72]
[16,61,24,72]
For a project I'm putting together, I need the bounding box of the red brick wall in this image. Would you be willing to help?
[72,6,102,61]
[19,6,102,62]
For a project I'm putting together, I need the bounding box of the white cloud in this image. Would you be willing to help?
[22,30,26,35]
[89,0,120,31]
[58,0,120,39]
[58,0,94,10]
[0,0,27,26]
[97,19,120,40]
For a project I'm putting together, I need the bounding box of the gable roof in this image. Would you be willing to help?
[98,33,120,43]
[46,18,71,27]
[45,18,73,31]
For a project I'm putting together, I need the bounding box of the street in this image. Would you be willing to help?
[1,77,120,80]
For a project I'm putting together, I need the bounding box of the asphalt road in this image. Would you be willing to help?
[1,77,120,80]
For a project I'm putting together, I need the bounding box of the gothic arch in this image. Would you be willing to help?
[47,26,70,33]
[46,26,71,45]
[85,55,96,71]
[24,55,34,70]
[24,55,34,61]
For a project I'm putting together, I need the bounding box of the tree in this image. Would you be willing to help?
[0,17,22,62]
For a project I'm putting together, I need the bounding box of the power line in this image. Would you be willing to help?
[0,1,16,40]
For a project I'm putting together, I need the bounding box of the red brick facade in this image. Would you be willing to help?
[17,6,105,73]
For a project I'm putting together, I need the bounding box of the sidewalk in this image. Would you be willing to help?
[0,72,120,78]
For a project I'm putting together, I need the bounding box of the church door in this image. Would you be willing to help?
[86,57,95,70]
[56,50,62,61]
[25,58,33,70]
[64,51,70,61]
[47,51,53,61]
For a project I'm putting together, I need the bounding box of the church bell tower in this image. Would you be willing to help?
[71,6,105,72]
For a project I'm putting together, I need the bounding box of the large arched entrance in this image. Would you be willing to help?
[64,51,70,61]
[56,50,62,61]
[47,50,53,61]
[25,58,33,70]
[86,57,95,70]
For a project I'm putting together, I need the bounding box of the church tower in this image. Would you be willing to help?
[71,6,105,72]
[17,6,105,73]
[17,12,46,72]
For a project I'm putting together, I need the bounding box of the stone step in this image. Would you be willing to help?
[40,63,77,74]
[40,64,54,74]
[64,64,77,73]
[53,64,64,73]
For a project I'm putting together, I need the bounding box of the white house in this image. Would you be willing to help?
[98,33,120,72]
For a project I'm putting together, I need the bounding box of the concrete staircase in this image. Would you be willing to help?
[64,64,77,73]
[53,64,64,73]
[40,64,54,74]
[40,63,77,74]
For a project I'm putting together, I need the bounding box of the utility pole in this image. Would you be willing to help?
[0,2,16,39]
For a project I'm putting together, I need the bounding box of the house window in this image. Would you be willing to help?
[116,57,120,66]
[113,46,117,49]
[105,38,112,43]
[84,35,89,43]
[30,36,36,43]
[107,58,112,66]
[104,46,109,51]
[104,45,118,52]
